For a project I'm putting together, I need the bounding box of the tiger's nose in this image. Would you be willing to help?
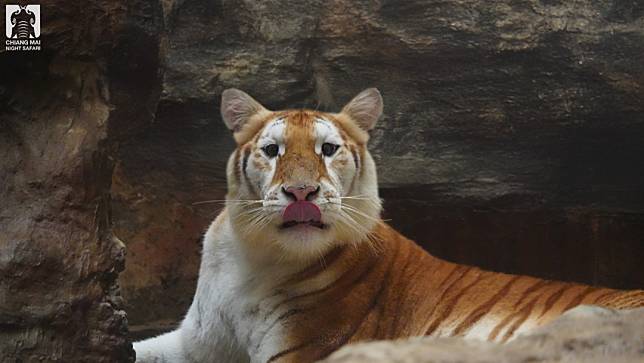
[282,185,320,202]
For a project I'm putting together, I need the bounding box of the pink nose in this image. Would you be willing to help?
[282,185,320,201]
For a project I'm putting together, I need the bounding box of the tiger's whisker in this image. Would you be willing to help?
[192,199,264,206]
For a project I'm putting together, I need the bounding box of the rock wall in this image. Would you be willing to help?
[114,0,644,336]
[0,0,163,361]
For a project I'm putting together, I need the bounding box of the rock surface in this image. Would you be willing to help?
[0,0,163,361]
[114,0,644,335]
[320,306,644,363]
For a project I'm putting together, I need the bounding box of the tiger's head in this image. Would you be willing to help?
[221,88,383,261]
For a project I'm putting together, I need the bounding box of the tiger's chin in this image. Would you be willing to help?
[279,220,328,230]
[270,217,379,262]
[273,222,340,260]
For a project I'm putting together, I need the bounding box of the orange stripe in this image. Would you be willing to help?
[512,279,553,309]
[561,286,599,312]
[500,294,541,342]
[425,267,480,335]
[452,275,521,336]
[593,290,620,305]
[537,284,569,319]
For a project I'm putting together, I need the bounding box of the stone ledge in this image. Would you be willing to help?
[321,306,644,363]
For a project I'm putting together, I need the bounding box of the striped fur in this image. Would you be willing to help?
[134,89,643,363]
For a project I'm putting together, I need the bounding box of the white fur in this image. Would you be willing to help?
[462,317,500,341]
[135,216,295,362]
[257,118,286,156]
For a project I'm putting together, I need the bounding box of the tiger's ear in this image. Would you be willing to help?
[220,88,268,132]
[340,88,383,131]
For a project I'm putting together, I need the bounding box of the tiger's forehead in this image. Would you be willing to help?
[257,111,345,145]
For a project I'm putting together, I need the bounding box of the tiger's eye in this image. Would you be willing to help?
[321,143,340,157]
[262,144,279,158]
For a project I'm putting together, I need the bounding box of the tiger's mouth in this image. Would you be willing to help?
[280,220,327,229]
[281,201,326,230]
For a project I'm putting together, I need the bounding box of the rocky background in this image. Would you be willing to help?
[0,0,163,361]
[115,0,644,338]
[1,0,644,361]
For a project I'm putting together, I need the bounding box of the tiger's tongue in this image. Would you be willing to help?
[282,201,322,223]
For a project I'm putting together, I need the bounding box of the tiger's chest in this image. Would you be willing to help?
[195,246,311,363]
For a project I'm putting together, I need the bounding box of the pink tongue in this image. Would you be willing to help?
[282,201,322,223]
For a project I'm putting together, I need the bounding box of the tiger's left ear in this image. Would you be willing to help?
[221,88,268,132]
[341,88,383,131]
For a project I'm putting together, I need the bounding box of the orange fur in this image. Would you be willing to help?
[266,222,643,362]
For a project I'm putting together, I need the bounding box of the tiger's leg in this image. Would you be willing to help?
[134,312,250,363]
[134,329,186,363]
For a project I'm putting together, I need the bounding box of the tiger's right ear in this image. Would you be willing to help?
[220,88,268,132]
[341,88,383,131]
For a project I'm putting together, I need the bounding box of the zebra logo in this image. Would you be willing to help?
[6,4,40,39]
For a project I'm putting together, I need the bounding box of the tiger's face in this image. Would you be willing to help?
[220,88,383,261]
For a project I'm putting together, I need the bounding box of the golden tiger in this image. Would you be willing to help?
[134,88,644,363]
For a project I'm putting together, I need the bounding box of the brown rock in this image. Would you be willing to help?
[320,306,644,363]
[0,0,163,360]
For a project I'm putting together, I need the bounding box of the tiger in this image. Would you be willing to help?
[134,88,644,363]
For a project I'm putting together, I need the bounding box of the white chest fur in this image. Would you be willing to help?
[135,214,304,363]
